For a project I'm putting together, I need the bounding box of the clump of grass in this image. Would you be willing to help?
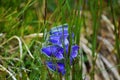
[0,0,120,80]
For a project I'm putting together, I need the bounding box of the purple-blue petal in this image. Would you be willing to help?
[70,45,79,59]
[41,45,64,59]
[41,46,52,57]
[72,45,79,51]
[50,30,68,36]
[46,61,66,75]
[49,35,69,46]
[54,47,64,60]
[49,35,61,44]
[57,62,66,75]
[46,61,56,71]
[71,51,78,59]
[50,24,68,35]
[62,39,69,46]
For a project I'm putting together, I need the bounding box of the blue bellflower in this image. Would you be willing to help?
[41,24,79,75]
[41,45,64,60]
[46,61,66,75]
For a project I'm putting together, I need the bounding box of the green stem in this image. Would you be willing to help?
[110,0,120,69]
[89,0,100,80]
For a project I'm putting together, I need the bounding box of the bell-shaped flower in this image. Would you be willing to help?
[41,24,79,75]
[70,45,79,59]
[49,24,74,46]
[41,45,79,61]
[41,45,64,60]
[46,61,66,75]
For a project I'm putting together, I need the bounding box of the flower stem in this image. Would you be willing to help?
[59,73,62,80]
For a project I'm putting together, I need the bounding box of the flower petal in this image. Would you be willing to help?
[41,45,64,59]
[54,46,64,60]
[57,62,66,75]
[46,61,66,75]
[49,35,61,44]
[41,46,53,57]
[72,45,79,51]
[70,45,79,59]
[50,24,68,35]
[46,61,56,71]
[71,51,78,59]
[49,35,69,46]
